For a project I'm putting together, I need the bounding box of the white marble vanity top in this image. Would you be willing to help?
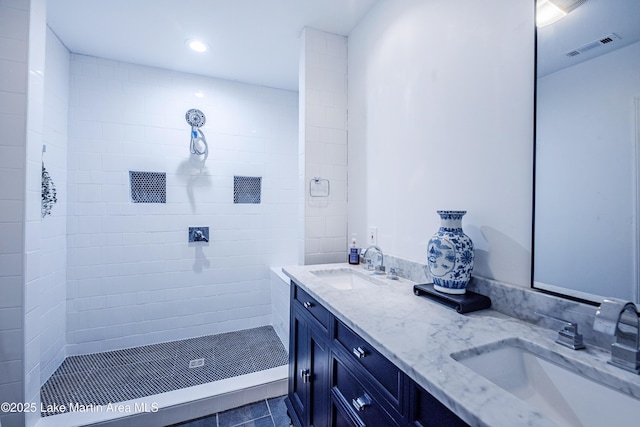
[282,263,640,427]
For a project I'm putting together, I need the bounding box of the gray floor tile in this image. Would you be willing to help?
[168,397,290,427]
[171,413,218,426]
[235,415,275,427]
[218,400,270,427]
[267,396,291,427]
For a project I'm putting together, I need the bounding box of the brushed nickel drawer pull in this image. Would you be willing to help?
[352,393,372,411]
[352,346,367,358]
[303,301,313,309]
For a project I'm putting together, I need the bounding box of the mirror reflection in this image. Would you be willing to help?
[534,0,640,303]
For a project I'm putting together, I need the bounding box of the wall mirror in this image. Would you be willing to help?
[533,0,640,304]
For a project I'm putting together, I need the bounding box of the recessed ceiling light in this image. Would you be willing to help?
[187,39,209,53]
[536,0,567,27]
[194,92,205,98]
[536,0,586,28]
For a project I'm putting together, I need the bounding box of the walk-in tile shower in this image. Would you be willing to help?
[29,24,298,425]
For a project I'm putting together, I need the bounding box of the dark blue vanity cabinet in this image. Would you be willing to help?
[285,281,468,427]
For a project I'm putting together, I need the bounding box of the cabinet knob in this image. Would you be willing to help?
[303,301,313,309]
[352,393,372,411]
[352,346,367,358]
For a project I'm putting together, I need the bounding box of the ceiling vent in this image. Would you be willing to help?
[565,33,621,57]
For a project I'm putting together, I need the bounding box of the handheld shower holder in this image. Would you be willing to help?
[185,108,208,156]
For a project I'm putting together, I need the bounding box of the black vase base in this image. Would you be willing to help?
[413,283,492,314]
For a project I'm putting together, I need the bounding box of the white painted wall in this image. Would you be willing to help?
[347,0,535,287]
[535,41,640,299]
[66,55,298,355]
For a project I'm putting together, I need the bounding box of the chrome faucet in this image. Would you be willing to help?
[594,298,640,374]
[192,229,209,242]
[536,312,585,350]
[362,245,385,274]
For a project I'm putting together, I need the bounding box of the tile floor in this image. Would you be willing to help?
[170,396,291,427]
[40,326,288,417]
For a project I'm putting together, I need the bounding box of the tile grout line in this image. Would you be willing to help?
[265,397,276,427]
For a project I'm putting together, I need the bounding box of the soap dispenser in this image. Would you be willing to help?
[348,234,360,265]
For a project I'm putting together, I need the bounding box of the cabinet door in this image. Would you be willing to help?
[288,302,331,427]
[289,311,310,426]
[309,327,330,427]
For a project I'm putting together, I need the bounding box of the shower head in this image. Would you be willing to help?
[185,109,206,128]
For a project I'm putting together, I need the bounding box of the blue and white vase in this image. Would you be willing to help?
[427,210,474,294]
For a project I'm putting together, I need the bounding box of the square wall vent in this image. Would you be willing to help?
[234,176,262,204]
[130,171,166,203]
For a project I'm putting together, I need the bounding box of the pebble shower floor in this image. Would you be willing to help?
[40,326,288,416]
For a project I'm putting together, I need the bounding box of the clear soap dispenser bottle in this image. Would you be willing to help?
[348,234,360,265]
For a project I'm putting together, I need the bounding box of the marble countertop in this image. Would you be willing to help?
[282,263,640,427]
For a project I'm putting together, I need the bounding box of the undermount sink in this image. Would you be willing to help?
[311,268,381,290]
[451,338,640,427]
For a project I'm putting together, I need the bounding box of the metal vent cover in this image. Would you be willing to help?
[129,171,166,203]
[565,33,621,57]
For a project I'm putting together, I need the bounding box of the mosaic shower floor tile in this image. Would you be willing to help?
[40,326,288,417]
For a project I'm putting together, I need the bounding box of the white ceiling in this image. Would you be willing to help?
[46,0,381,92]
[47,1,639,91]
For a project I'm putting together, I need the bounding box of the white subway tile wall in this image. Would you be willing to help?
[25,1,50,425]
[269,268,290,352]
[299,29,348,265]
[0,1,29,426]
[66,54,298,355]
[39,26,70,387]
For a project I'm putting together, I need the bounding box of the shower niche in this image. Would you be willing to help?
[234,175,262,204]
[129,171,166,203]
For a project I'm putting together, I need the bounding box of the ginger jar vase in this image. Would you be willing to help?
[427,210,474,294]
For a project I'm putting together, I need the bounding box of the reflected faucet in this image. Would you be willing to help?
[362,245,385,275]
[594,298,640,374]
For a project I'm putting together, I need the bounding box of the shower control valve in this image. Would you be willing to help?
[189,226,210,243]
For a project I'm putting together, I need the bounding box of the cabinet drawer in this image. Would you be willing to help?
[332,359,399,427]
[331,396,359,427]
[294,284,331,330]
[335,320,402,401]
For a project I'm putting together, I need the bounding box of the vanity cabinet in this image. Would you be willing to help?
[286,281,468,427]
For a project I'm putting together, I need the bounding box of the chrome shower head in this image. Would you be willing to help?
[185,109,206,128]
